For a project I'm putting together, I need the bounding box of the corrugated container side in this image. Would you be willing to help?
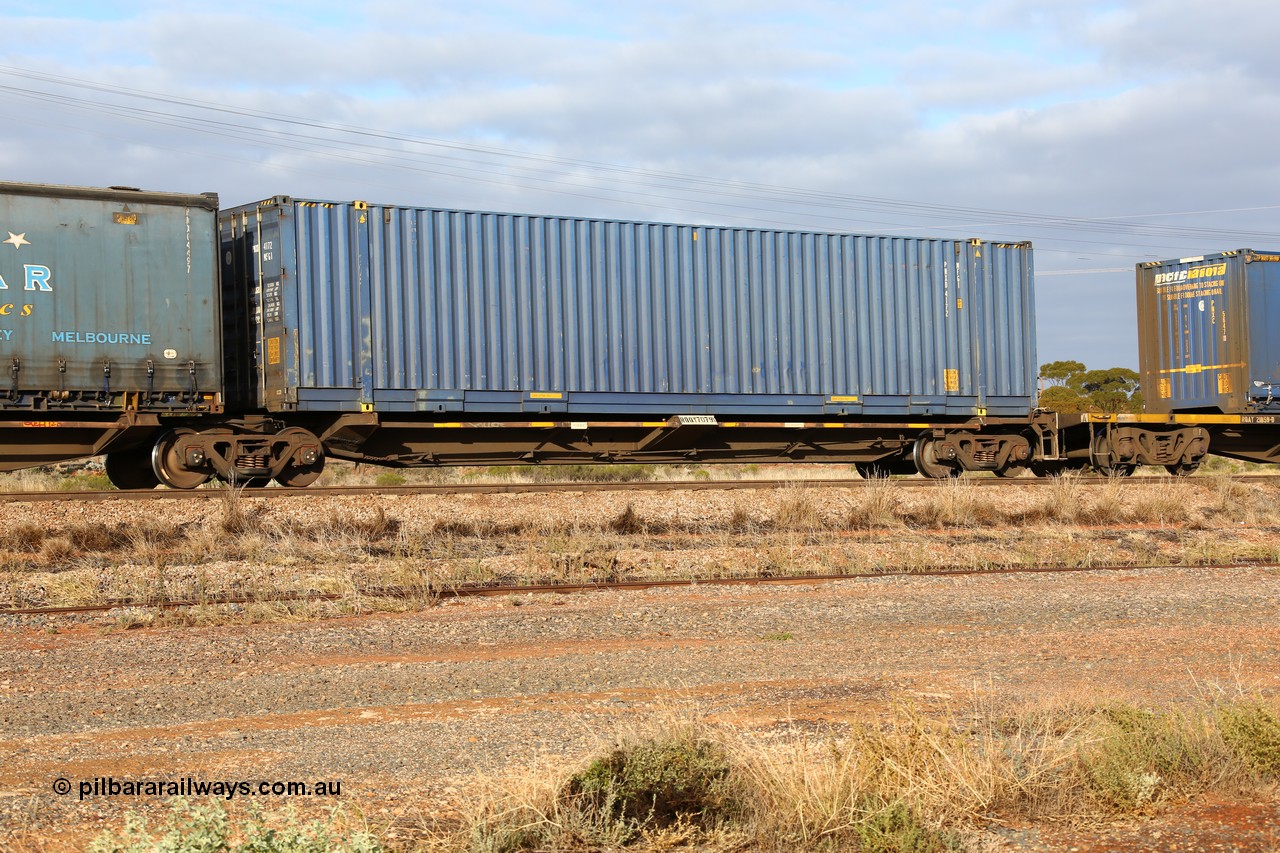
[1138,250,1280,414]
[0,182,221,407]
[221,198,1037,417]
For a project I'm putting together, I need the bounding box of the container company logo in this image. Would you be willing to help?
[0,231,52,292]
[1153,262,1227,304]
[1,226,150,345]
[0,229,46,340]
[1153,263,1228,285]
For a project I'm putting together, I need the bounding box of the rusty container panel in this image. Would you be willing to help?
[0,182,222,410]
[221,195,1037,417]
[1137,250,1280,414]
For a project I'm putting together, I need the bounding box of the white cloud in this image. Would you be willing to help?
[0,0,1278,367]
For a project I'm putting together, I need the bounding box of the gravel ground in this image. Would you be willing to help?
[1,563,1278,849]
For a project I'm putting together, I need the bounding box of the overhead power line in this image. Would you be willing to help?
[0,64,1277,255]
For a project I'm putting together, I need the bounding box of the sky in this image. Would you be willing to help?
[2,0,1278,369]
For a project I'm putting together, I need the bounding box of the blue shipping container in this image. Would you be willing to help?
[1137,249,1280,414]
[220,197,1037,418]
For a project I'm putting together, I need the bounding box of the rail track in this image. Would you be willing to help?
[2,472,1275,502]
[3,560,1272,618]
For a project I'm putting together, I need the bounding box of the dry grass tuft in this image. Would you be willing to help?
[903,479,1003,529]
[462,713,743,851]
[609,502,646,535]
[219,488,270,535]
[451,695,1280,852]
[846,478,900,530]
[773,488,826,532]
[9,522,46,552]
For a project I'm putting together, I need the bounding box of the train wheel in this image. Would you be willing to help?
[912,437,959,479]
[1165,462,1200,477]
[993,462,1027,478]
[105,448,161,490]
[1096,463,1136,478]
[151,429,213,490]
[1028,461,1064,478]
[274,428,325,487]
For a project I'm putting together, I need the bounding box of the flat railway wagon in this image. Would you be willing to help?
[0,179,1267,486]
[215,194,1042,483]
[0,181,1044,486]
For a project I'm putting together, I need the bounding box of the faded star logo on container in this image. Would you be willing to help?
[4,232,30,249]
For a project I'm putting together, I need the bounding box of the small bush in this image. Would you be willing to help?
[373,471,407,487]
[526,464,657,483]
[1076,704,1217,814]
[1218,701,1280,779]
[565,733,737,834]
[855,799,959,853]
[59,471,115,491]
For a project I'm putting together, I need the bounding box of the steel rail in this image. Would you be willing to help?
[3,560,1272,618]
[2,473,1275,502]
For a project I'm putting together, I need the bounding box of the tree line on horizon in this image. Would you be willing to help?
[1037,361,1142,414]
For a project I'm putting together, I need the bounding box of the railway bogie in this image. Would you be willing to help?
[102,423,325,489]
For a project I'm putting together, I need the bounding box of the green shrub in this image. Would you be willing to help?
[373,471,407,487]
[1218,701,1280,779]
[564,733,737,835]
[527,464,657,483]
[1077,705,1213,814]
[855,799,959,853]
